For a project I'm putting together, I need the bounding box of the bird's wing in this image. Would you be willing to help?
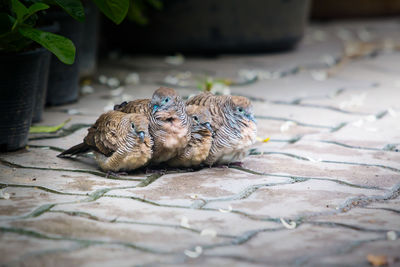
[186,92,214,106]
[84,112,124,157]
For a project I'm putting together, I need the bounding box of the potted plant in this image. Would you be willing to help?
[0,0,133,151]
[0,0,75,151]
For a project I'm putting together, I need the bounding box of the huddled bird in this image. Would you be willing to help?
[58,87,257,172]
[114,87,191,164]
[58,111,153,172]
[186,92,257,166]
[167,105,213,168]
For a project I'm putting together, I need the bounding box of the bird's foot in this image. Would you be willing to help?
[106,171,128,178]
[228,161,244,168]
[167,167,195,173]
[145,167,166,175]
[214,164,229,169]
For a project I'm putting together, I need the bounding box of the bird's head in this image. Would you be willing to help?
[126,113,149,143]
[230,96,256,124]
[150,87,180,115]
[186,105,213,134]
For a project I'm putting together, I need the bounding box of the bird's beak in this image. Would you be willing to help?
[248,114,257,123]
[138,131,145,142]
[152,104,159,115]
[203,122,213,134]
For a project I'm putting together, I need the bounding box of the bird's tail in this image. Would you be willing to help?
[57,143,90,158]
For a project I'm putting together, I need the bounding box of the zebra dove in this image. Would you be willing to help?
[167,105,213,168]
[58,111,153,172]
[186,92,257,166]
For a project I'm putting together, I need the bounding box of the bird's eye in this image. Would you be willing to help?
[193,115,199,122]
[237,107,244,113]
[131,123,135,129]
[164,97,170,103]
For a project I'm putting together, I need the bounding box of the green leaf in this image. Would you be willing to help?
[92,0,129,24]
[54,0,85,22]
[11,0,28,23]
[29,118,71,133]
[11,0,28,30]
[27,3,50,16]
[146,0,162,10]
[19,27,75,64]
[127,0,147,25]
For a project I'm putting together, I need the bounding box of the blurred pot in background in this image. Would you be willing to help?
[102,0,311,54]
[312,0,400,19]
[79,1,100,78]
[45,10,84,106]
[32,23,59,123]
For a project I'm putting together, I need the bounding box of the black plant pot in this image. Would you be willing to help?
[46,12,85,106]
[79,1,99,78]
[0,48,46,151]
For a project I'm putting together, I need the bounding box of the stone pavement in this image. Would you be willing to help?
[1,19,400,266]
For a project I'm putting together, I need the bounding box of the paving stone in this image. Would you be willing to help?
[311,239,400,266]
[180,257,264,267]
[257,139,400,169]
[301,80,400,115]
[16,245,177,267]
[0,164,141,195]
[0,187,85,219]
[305,113,400,149]
[242,154,399,189]
[0,232,80,266]
[256,118,326,142]
[29,128,91,150]
[230,72,349,102]
[204,224,383,266]
[205,179,384,219]
[366,198,400,212]
[105,168,292,206]
[313,206,400,231]
[7,213,227,252]
[1,148,99,173]
[253,101,364,127]
[57,197,280,236]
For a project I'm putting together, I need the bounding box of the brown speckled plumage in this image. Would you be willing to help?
[58,111,153,172]
[113,99,150,114]
[114,87,191,164]
[186,92,257,165]
[167,105,213,167]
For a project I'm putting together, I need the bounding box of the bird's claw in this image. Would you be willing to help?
[106,171,128,178]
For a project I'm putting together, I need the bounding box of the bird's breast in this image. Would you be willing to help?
[161,118,189,149]
[239,121,257,148]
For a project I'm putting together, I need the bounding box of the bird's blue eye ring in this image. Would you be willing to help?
[237,107,244,113]
[131,123,135,129]
[164,97,170,103]
[193,115,199,122]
